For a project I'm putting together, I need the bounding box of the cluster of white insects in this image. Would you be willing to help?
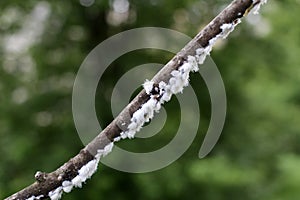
[25,1,267,199]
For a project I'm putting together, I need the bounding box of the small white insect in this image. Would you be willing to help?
[48,187,63,200]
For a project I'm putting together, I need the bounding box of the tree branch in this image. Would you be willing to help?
[5,0,267,199]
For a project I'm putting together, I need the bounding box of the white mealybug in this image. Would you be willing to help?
[196,47,210,64]
[159,81,172,103]
[78,159,98,181]
[26,195,44,200]
[194,19,241,66]
[48,187,63,200]
[120,132,127,139]
[143,80,154,94]
[125,96,161,139]
[113,136,122,142]
[220,23,236,38]
[187,56,199,72]
[103,142,114,156]
[252,0,268,15]
[71,175,83,188]
[62,181,73,193]
[96,142,114,158]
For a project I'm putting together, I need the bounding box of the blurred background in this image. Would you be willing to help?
[1,0,300,199]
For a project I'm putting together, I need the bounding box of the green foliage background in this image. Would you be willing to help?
[1,0,300,199]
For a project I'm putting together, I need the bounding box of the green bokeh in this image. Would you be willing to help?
[1,0,300,199]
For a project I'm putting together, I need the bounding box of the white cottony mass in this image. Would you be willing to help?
[252,0,268,15]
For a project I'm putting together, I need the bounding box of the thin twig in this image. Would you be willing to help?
[5,0,267,199]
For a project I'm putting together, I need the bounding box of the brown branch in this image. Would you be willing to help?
[5,0,265,199]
